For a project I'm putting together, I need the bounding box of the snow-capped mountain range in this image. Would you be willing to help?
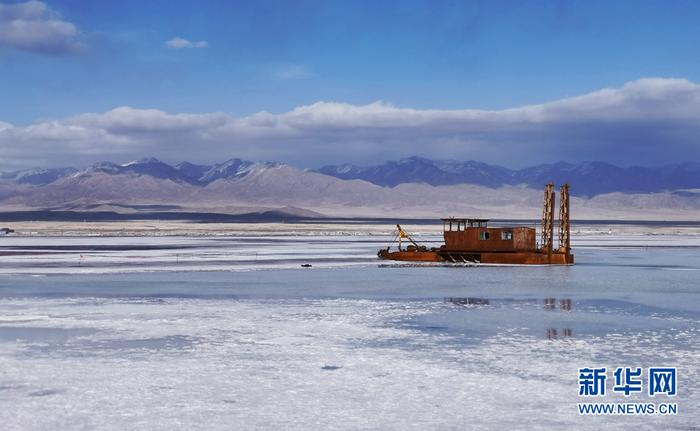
[3,156,700,195]
[316,156,700,196]
[78,157,276,185]
[0,157,699,219]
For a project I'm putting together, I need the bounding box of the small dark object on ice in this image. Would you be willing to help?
[321,365,342,371]
[445,297,490,306]
[301,264,312,268]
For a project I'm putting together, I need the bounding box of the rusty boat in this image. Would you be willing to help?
[377,183,574,265]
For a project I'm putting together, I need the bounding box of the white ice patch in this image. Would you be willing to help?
[0,297,698,430]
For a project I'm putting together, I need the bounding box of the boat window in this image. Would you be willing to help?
[501,230,513,240]
[479,231,490,240]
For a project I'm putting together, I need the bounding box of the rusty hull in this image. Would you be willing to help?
[377,249,443,262]
[378,249,574,265]
[478,251,573,265]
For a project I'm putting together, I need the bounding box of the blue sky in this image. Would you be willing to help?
[1,0,700,169]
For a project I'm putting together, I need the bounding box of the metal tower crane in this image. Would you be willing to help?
[541,183,555,255]
[558,183,571,254]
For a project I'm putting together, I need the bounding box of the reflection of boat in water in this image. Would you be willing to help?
[378,183,574,265]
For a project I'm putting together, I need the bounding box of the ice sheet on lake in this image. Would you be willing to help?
[1,231,699,275]
[0,236,698,429]
[1,295,698,431]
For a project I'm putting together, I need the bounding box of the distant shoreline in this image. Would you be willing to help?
[1,210,700,226]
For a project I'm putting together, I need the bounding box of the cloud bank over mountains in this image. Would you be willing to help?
[1,78,699,170]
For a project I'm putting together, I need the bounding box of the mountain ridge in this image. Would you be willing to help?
[4,156,700,196]
[0,158,698,220]
[316,157,700,196]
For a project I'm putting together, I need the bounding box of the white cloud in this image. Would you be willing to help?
[71,107,228,134]
[1,78,700,170]
[0,1,85,55]
[165,37,207,49]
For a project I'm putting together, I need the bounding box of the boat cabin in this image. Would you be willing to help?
[441,218,536,252]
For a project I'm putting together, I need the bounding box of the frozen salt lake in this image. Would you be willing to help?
[1,230,699,429]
